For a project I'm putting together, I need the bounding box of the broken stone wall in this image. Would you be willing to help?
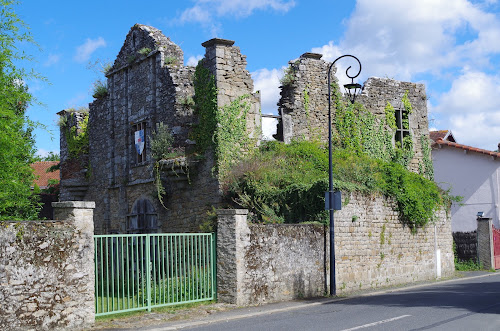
[60,25,262,234]
[277,54,431,173]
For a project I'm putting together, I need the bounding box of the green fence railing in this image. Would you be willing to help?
[94,233,216,316]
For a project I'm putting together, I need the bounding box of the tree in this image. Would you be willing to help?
[0,0,43,220]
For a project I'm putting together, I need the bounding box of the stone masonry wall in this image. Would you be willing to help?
[0,201,95,331]
[202,38,261,143]
[358,78,430,173]
[277,55,430,174]
[277,53,332,143]
[217,192,453,305]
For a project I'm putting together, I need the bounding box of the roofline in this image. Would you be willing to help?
[434,138,500,159]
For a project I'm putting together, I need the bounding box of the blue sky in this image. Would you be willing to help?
[14,0,500,155]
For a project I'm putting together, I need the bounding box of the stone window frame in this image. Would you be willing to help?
[394,107,411,147]
[131,121,147,165]
[127,198,158,234]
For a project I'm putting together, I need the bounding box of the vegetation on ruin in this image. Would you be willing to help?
[59,109,90,158]
[0,0,45,220]
[192,61,256,180]
[92,79,108,99]
[279,62,297,86]
[138,47,151,56]
[223,88,457,229]
[192,61,218,152]
[150,122,188,209]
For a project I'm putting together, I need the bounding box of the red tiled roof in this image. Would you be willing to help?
[434,138,500,158]
[30,161,60,188]
[429,130,455,143]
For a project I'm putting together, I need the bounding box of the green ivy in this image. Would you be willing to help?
[192,61,254,180]
[303,85,310,116]
[331,84,419,168]
[384,102,397,130]
[214,94,252,180]
[192,61,217,152]
[62,112,89,158]
[419,134,434,180]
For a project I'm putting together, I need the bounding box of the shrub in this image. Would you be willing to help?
[224,139,452,228]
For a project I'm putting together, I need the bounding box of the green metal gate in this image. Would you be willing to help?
[94,233,216,316]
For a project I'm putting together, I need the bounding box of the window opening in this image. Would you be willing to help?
[132,122,146,164]
[394,108,410,147]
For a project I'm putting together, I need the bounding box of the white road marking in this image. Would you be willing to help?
[340,315,412,331]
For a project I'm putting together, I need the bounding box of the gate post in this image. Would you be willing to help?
[216,209,249,305]
[477,217,494,270]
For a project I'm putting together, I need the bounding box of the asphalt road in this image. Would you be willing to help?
[175,273,500,331]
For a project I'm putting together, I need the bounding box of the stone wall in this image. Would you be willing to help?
[217,192,454,305]
[276,54,431,174]
[0,201,95,331]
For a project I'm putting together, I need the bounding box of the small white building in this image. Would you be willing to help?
[430,130,500,232]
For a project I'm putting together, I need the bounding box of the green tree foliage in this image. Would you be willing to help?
[0,0,43,220]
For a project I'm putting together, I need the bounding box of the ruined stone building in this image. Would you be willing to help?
[59,24,431,234]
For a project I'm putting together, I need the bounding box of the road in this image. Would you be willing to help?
[176,273,500,331]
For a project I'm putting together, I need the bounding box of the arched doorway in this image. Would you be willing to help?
[127,198,158,233]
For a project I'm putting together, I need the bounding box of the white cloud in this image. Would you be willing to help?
[174,0,296,36]
[262,117,278,140]
[316,0,500,81]
[74,37,106,63]
[433,70,500,115]
[251,68,282,114]
[186,55,204,66]
[309,0,500,150]
[44,54,61,67]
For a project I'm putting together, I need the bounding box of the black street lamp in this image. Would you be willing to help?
[327,55,362,296]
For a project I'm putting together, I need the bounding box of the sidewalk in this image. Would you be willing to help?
[91,270,495,330]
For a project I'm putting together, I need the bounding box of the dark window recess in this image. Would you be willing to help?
[128,199,158,234]
[394,108,410,147]
[132,122,147,164]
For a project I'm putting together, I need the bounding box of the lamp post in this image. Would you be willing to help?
[327,55,362,296]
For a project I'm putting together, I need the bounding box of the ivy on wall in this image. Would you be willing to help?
[192,61,218,152]
[214,94,252,179]
[59,110,89,158]
[192,61,254,180]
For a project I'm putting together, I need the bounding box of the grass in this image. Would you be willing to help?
[454,259,482,271]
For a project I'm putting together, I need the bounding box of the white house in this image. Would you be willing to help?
[430,130,500,232]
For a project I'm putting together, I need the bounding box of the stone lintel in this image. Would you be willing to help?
[301,52,323,60]
[202,38,235,48]
[52,201,96,209]
[216,209,249,216]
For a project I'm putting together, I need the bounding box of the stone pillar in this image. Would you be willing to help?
[216,209,250,305]
[477,217,494,269]
[52,201,96,329]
